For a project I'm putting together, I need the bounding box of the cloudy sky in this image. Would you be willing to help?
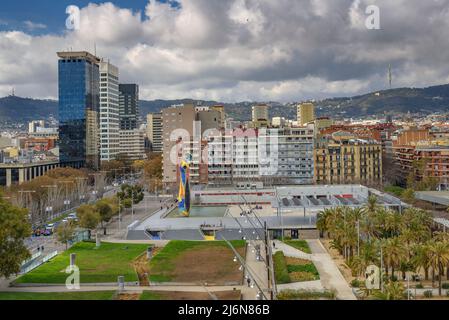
[0,0,449,102]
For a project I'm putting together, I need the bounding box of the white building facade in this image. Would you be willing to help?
[99,61,120,162]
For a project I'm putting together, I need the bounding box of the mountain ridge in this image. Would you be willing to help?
[2,83,449,123]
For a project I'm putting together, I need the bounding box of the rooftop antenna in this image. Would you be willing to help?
[11,87,15,97]
[94,42,97,57]
[388,64,392,89]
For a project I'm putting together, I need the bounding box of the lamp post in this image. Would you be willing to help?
[221,236,269,300]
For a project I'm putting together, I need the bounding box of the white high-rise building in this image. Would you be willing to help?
[99,61,120,163]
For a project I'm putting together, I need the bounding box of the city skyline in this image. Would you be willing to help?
[1,0,449,103]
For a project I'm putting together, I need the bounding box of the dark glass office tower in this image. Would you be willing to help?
[119,84,139,130]
[57,51,100,169]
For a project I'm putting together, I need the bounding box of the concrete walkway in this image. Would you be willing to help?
[241,241,270,300]
[277,280,324,292]
[306,239,356,300]
[273,240,313,260]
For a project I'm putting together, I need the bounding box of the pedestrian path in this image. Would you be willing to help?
[306,240,356,300]
[272,240,313,260]
[241,241,270,300]
[277,280,323,291]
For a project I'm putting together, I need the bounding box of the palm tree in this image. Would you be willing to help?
[383,237,407,279]
[370,281,405,300]
[434,232,449,279]
[362,196,380,241]
[411,243,431,281]
[428,240,449,296]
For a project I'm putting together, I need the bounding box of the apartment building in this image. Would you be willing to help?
[147,113,162,152]
[314,132,382,185]
[251,104,270,128]
[297,102,315,125]
[206,125,315,186]
[119,129,146,161]
[392,128,449,189]
[162,104,196,188]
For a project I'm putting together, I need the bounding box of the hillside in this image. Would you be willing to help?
[2,83,449,123]
[317,84,449,117]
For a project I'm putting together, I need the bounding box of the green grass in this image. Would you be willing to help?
[15,242,149,284]
[283,240,311,254]
[139,291,163,300]
[149,240,245,282]
[273,252,291,284]
[0,291,115,300]
[384,186,405,197]
[277,289,336,300]
[287,264,319,277]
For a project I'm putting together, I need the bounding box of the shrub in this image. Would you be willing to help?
[390,275,398,282]
[442,283,449,290]
[277,290,336,300]
[273,252,291,284]
[424,290,433,298]
[351,279,362,288]
[415,283,424,289]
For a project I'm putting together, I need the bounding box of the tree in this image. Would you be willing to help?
[0,195,32,278]
[56,221,76,250]
[142,155,163,193]
[402,188,415,204]
[370,281,405,300]
[411,243,431,281]
[95,198,118,235]
[383,237,407,279]
[76,204,100,232]
[117,184,144,207]
[428,240,449,296]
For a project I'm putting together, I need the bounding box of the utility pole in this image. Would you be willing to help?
[380,244,384,292]
[357,220,360,256]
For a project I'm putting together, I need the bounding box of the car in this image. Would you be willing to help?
[68,213,77,219]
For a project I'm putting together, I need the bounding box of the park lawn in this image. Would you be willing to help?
[274,252,319,284]
[15,241,149,284]
[286,257,320,282]
[0,291,115,300]
[384,186,405,197]
[283,240,312,254]
[148,240,246,284]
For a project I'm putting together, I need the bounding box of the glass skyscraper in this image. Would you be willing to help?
[57,51,100,169]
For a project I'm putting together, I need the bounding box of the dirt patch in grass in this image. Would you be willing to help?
[290,271,317,282]
[170,246,245,284]
[285,257,310,266]
[133,254,150,286]
[149,241,246,285]
[116,293,141,300]
[140,290,241,300]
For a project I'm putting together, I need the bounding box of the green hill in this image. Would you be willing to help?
[2,83,449,123]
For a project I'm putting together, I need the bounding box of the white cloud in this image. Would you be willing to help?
[0,0,448,102]
[24,20,47,31]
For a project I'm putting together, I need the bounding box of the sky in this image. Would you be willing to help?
[0,0,449,102]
